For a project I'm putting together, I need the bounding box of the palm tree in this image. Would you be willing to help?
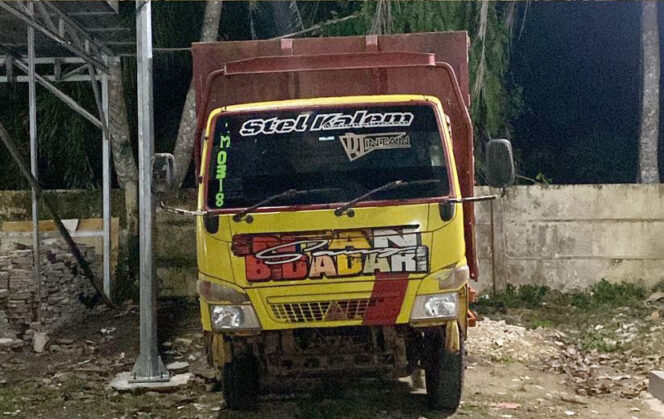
[341,1,516,176]
[107,58,139,279]
[639,1,660,183]
[171,1,223,188]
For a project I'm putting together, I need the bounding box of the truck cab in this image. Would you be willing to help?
[197,94,470,411]
[153,32,515,412]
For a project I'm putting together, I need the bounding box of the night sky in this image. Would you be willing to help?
[510,2,659,184]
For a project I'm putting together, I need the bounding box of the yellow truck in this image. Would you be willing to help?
[155,32,514,412]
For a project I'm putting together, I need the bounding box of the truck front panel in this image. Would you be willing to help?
[196,95,468,333]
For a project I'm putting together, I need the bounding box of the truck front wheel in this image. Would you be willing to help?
[223,350,259,410]
[424,328,464,412]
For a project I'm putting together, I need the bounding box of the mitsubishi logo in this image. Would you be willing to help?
[325,302,348,321]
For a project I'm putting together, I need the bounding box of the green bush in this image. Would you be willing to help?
[590,279,645,306]
[476,280,647,312]
[486,283,550,309]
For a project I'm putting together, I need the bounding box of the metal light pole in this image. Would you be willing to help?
[131,0,169,383]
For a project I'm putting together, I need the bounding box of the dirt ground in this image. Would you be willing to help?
[0,298,663,418]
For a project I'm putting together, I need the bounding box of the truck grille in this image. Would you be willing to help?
[270,299,376,323]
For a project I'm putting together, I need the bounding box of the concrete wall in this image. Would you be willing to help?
[153,191,198,296]
[2,185,663,297]
[475,184,664,293]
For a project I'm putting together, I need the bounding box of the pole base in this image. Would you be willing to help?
[110,372,191,392]
[129,354,170,383]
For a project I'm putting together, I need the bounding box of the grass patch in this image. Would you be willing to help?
[490,354,515,364]
[480,284,550,309]
[458,401,490,415]
[0,386,21,413]
[578,328,619,353]
[475,280,647,313]
[473,280,653,329]
[472,279,655,352]
[529,317,553,329]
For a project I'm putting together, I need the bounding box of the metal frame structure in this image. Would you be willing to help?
[0,0,168,384]
[0,1,112,298]
[0,57,108,83]
[0,1,112,71]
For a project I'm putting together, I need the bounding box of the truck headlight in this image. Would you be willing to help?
[210,305,261,331]
[410,293,458,321]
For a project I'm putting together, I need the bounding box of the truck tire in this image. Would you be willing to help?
[222,352,259,410]
[424,328,464,412]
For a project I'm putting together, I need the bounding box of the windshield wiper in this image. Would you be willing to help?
[334,179,441,217]
[233,187,341,222]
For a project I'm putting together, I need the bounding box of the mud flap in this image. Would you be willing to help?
[467,309,477,327]
[444,321,460,353]
[208,333,230,367]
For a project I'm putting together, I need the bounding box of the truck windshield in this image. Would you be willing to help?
[206,103,450,210]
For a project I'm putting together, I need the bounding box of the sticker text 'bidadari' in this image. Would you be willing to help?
[232,227,429,282]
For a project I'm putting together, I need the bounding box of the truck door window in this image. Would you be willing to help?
[206,103,451,210]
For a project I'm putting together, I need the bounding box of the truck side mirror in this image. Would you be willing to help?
[486,139,515,188]
[152,153,176,194]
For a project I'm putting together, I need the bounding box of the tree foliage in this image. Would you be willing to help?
[322,1,521,180]
[0,1,519,189]
[0,82,99,189]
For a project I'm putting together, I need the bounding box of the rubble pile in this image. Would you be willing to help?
[0,239,99,347]
[162,332,220,388]
[545,339,664,398]
[466,317,559,363]
[0,255,11,337]
[545,309,664,399]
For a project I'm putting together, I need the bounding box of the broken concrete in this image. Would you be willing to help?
[0,337,16,347]
[173,337,192,348]
[32,332,49,353]
[649,371,664,403]
[647,291,664,303]
[166,361,189,373]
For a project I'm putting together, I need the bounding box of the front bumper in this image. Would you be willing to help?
[198,267,470,333]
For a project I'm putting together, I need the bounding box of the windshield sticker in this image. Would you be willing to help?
[214,127,231,207]
[340,132,411,161]
[232,227,428,282]
[239,110,414,137]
